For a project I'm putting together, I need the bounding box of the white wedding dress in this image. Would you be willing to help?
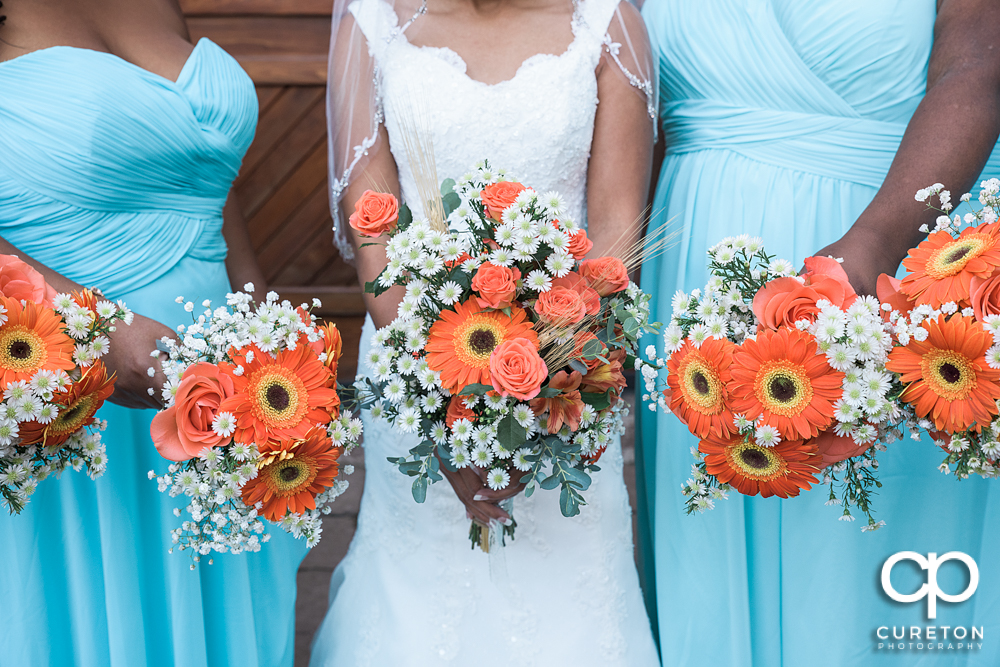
[310,0,660,664]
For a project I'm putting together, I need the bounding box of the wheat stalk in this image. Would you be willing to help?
[391,99,448,233]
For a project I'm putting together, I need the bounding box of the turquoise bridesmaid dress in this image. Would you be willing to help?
[638,2,1000,665]
[0,39,307,666]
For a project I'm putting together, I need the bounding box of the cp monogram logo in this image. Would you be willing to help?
[881,551,979,619]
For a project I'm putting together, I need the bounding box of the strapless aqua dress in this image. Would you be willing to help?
[0,39,306,666]
[639,1,1000,665]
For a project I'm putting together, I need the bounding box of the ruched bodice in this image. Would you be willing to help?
[0,38,256,296]
[645,0,1000,187]
[0,40,306,667]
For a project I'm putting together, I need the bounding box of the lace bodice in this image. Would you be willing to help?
[333,0,637,258]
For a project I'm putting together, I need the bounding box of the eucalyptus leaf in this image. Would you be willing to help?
[559,485,582,517]
[623,317,640,338]
[442,191,461,217]
[536,386,562,398]
[540,474,561,490]
[440,177,456,195]
[412,476,428,503]
[581,339,605,360]
[569,359,589,375]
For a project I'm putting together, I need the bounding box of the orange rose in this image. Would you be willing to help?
[535,287,587,326]
[751,276,850,331]
[565,228,593,260]
[811,430,872,468]
[571,331,606,372]
[579,257,629,297]
[0,254,56,306]
[489,337,548,400]
[801,256,857,304]
[971,269,1000,321]
[472,262,521,309]
[150,363,237,461]
[877,273,914,321]
[348,189,399,237]
[445,395,478,428]
[480,181,527,221]
[551,272,600,315]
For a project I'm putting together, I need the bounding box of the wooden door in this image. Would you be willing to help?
[180,0,365,377]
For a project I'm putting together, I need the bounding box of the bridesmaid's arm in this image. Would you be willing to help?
[0,236,173,410]
[586,1,655,263]
[816,0,1000,295]
[221,192,267,301]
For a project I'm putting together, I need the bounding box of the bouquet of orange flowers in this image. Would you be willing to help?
[0,255,129,514]
[880,179,1000,480]
[149,286,361,564]
[643,239,908,529]
[351,161,663,550]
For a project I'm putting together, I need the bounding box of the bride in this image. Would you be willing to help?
[310,0,660,663]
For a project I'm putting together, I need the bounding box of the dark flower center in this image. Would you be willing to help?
[9,340,31,360]
[769,375,797,403]
[740,448,771,470]
[469,328,497,356]
[280,464,302,483]
[939,362,962,384]
[266,383,291,411]
[692,370,710,396]
[946,246,972,264]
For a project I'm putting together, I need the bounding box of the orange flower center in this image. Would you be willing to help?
[0,325,46,374]
[726,440,785,480]
[49,394,98,436]
[455,317,504,368]
[925,234,992,279]
[260,453,318,497]
[248,366,309,428]
[754,361,813,416]
[921,349,976,401]
[679,354,724,415]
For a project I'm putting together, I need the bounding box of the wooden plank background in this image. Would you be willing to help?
[181,0,365,377]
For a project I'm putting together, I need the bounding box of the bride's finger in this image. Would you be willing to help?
[473,480,526,503]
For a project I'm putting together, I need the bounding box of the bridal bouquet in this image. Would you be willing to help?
[149,286,361,564]
[641,238,906,528]
[0,255,129,514]
[878,179,1000,481]
[352,161,661,549]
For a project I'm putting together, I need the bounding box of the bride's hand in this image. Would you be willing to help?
[437,453,525,526]
[811,227,903,297]
[103,314,177,410]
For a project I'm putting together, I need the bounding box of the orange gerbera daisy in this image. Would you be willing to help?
[700,432,821,498]
[666,337,736,439]
[220,342,340,445]
[730,327,844,441]
[900,224,1000,307]
[425,298,538,393]
[886,314,1000,432]
[240,426,343,521]
[20,361,115,447]
[0,296,75,387]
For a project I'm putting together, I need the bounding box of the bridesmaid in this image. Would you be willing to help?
[638,1,1000,666]
[0,1,307,665]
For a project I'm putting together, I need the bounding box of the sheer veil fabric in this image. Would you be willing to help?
[325,0,658,261]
